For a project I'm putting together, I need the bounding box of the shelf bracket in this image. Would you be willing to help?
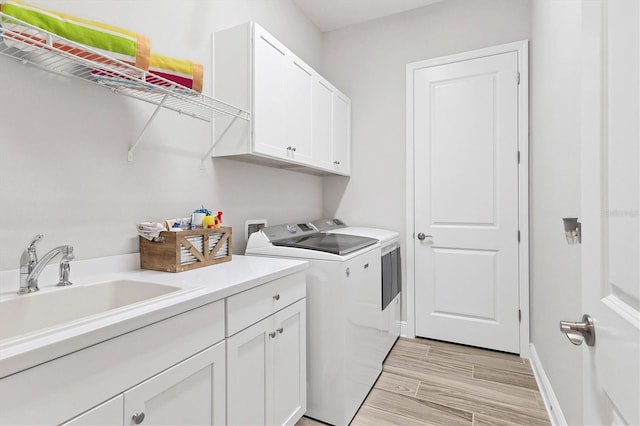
[200,115,240,169]
[127,93,170,161]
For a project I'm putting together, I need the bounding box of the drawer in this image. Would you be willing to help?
[226,271,305,336]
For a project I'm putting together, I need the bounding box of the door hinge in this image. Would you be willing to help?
[518,230,521,242]
[517,71,521,85]
[519,309,522,322]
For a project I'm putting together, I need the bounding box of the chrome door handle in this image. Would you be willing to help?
[559,314,595,346]
[417,233,432,241]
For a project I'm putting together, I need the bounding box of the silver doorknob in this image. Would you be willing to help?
[417,233,432,241]
[132,412,145,424]
[559,314,595,346]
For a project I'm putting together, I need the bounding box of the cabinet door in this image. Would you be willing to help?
[271,300,307,426]
[227,316,272,426]
[286,59,314,164]
[312,78,335,170]
[62,395,124,426]
[253,27,288,159]
[333,92,351,175]
[123,342,226,426]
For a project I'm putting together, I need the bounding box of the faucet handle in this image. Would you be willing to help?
[28,234,44,249]
[26,234,44,259]
[21,234,44,268]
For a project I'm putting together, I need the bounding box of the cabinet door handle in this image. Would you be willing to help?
[269,331,277,338]
[333,160,340,165]
[273,294,280,301]
[364,263,369,269]
[132,412,145,424]
[277,327,284,334]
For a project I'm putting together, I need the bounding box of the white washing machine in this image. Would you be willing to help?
[311,218,402,362]
[245,223,382,426]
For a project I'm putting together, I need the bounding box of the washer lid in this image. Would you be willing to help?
[272,233,377,256]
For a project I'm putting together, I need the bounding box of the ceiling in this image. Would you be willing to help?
[292,0,442,32]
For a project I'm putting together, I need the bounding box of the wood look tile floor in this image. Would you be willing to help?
[297,337,550,426]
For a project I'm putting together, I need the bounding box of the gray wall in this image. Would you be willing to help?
[319,0,532,320]
[0,0,323,270]
[530,1,583,424]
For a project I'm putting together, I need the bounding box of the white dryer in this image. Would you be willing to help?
[311,219,402,362]
[245,223,382,426]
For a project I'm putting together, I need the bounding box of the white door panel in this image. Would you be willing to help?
[430,74,498,225]
[227,319,270,426]
[333,93,351,174]
[287,60,313,163]
[581,1,640,424]
[431,248,497,319]
[123,342,225,426]
[414,51,520,354]
[253,31,287,158]
[312,79,334,169]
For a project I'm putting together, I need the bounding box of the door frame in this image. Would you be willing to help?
[405,40,530,356]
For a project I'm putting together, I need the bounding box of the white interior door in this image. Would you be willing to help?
[413,49,521,354]
[581,1,640,424]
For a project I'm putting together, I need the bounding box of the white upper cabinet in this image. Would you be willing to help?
[332,92,352,175]
[214,22,351,176]
[312,77,351,175]
[253,31,288,160]
[286,59,314,165]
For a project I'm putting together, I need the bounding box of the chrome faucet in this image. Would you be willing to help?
[18,235,74,294]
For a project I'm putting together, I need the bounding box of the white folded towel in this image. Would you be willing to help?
[136,222,166,241]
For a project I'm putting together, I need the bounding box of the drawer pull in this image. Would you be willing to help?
[132,412,145,424]
[364,263,369,269]
[277,327,284,334]
[269,331,277,338]
[273,294,280,301]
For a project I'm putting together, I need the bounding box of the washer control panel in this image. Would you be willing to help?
[261,223,318,242]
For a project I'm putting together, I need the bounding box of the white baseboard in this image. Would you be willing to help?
[400,321,408,337]
[529,343,568,426]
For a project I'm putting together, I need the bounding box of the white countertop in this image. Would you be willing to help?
[0,254,308,379]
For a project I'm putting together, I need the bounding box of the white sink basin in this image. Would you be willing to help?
[0,280,181,341]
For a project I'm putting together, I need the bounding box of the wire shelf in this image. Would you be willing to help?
[0,12,250,123]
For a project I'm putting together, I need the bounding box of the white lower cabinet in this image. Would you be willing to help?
[1,273,307,426]
[271,302,306,426]
[123,341,226,426]
[64,342,226,426]
[227,292,306,426]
